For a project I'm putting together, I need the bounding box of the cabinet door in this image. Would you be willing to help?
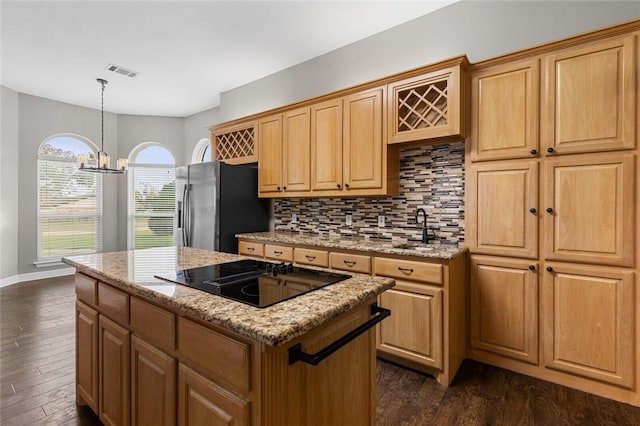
[471,58,539,161]
[178,363,250,426]
[283,107,311,192]
[542,263,634,388]
[469,256,538,364]
[257,114,283,195]
[76,301,99,413]
[311,98,343,191]
[377,281,443,369]
[100,315,131,426]
[467,160,538,258]
[388,65,462,143]
[544,154,634,266]
[343,87,384,191]
[131,336,176,426]
[542,35,635,155]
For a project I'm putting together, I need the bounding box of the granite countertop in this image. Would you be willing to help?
[62,246,394,347]
[237,231,467,260]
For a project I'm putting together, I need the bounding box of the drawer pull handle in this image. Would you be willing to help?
[246,247,255,252]
[343,260,356,267]
[289,304,391,366]
[398,267,414,274]
[274,251,283,256]
[305,255,316,261]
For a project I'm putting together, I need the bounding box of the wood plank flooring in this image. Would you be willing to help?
[2,276,640,425]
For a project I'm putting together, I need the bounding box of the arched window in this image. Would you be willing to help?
[191,138,212,163]
[127,143,176,249]
[37,135,102,262]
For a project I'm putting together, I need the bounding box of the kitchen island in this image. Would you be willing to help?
[63,246,394,426]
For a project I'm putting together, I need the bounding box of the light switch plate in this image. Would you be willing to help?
[346,214,352,226]
[378,215,385,228]
[291,213,298,223]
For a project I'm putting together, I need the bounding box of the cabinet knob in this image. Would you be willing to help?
[345,183,350,189]
[283,186,287,191]
[546,266,553,272]
[277,186,281,191]
[547,147,555,154]
[528,265,536,271]
[546,207,553,213]
[530,149,537,155]
[337,184,341,189]
[529,208,536,213]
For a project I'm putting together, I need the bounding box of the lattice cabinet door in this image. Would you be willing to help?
[388,63,465,144]
[211,121,257,164]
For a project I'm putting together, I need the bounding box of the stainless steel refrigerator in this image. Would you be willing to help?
[175,162,270,253]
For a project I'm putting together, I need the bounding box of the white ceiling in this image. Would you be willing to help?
[1,1,456,117]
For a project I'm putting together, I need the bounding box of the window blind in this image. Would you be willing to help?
[37,155,102,261]
[127,164,176,249]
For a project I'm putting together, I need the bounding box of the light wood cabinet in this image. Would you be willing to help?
[542,263,634,388]
[283,107,311,192]
[388,62,467,144]
[210,121,257,164]
[264,243,294,262]
[131,336,176,426]
[470,58,539,161]
[469,256,539,364]
[541,35,635,156]
[543,154,634,267]
[76,301,99,413]
[329,252,371,274]
[294,247,329,267]
[311,98,343,191]
[178,363,250,426]
[257,114,283,195]
[238,240,264,258]
[467,160,539,258]
[99,315,131,426]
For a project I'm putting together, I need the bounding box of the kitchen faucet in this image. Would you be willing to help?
[415,208,433,244]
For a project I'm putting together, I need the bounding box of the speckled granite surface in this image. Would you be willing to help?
[62,246,393,347]
[237,231,467,260]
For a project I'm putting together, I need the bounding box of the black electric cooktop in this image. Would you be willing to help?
[154,259,350,308]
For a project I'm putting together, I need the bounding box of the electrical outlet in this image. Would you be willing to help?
[345,214,352,226]
[291,213,298,223]
[378,215,385,228]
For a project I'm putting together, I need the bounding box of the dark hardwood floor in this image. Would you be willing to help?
[2,276,640,425]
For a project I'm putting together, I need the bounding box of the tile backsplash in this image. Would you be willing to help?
[273,141,465,245]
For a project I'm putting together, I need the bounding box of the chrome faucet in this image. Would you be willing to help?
[415,208,432,244]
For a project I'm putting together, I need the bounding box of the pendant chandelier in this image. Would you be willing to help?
[77,78,128,173]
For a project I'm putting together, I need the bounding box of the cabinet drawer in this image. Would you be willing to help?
[97,282,129,326]
[239,241,264,257]
[76,273,97,306]
[264,244,294,262]
[374,258,443,285]
[294,248,329,267]
[130,297,175,352]
[178,318,251,395]
[330,252,371,274]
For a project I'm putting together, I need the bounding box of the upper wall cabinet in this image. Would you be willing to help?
[311,98,343,192]
[387,60,467,144]
[470,58,540,162]
[210,121,257,164]
[283,107,312,192]
[257,114,283,195]
[541,35,636,156]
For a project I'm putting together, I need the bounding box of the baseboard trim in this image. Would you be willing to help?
[0,267,76,288]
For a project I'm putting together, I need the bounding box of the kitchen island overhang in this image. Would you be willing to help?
[63,246,394,425]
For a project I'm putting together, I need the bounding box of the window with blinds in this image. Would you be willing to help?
[37,136,102,262]
[128,144,176,250]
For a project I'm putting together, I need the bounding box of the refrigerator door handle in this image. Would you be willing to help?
[182,184,190,246]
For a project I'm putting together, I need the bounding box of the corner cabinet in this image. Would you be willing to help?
[387,60,468,144]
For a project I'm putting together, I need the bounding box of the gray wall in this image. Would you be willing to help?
[183,107,220,163]
[116,114,185,250]
[220,0,640,121]
[1,86,20,280]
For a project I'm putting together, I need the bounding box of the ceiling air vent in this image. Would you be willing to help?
[105,64,140,78]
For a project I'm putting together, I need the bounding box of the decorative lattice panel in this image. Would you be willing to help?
[397,79,449,132]
[215,126,255,162]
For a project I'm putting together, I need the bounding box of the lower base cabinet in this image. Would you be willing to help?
[131,336,176,426]
[76,301,99,413]
[99,315,131,426]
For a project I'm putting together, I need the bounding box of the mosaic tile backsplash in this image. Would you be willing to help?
[273,141,465,245]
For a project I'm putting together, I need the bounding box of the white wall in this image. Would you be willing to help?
[183,107,220,164]
[219,0,640,121]
[116,114,185,250]
[1,86,20,281]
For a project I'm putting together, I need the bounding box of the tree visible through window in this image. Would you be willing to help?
[128,144,176,249]
[37,135,102,261]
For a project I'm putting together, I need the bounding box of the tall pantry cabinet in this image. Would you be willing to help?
[466,28,638,405]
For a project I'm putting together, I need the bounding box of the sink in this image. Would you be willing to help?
[391,243,435,251]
